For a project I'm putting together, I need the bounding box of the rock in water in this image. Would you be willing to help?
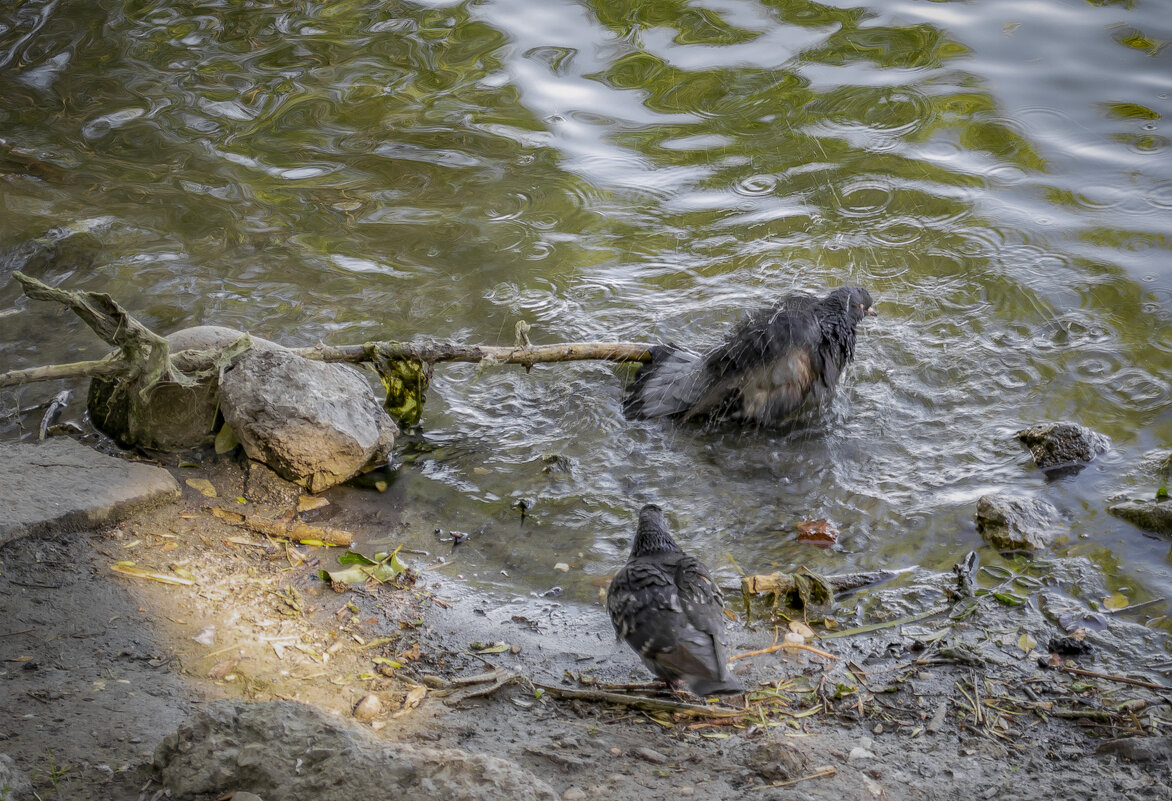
[624,286,875,425]
[607,504,742,696]
[975,494,1062,551]
[1015,422,1110,472]
[220,349,397,492]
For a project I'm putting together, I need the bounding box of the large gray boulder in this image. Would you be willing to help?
[153,700,557,801]
[88,325,282,451]
[0,438,180,545]
[1015,422,1110,472]
[220,349,397,492]
[976,494,1062,551]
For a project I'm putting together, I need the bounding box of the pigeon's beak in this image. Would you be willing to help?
[865,306,877,317]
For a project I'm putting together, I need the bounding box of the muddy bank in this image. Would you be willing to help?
[1,449,1171,800]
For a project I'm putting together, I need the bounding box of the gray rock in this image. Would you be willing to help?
[0,753,33,801]
[88,325,283,451]
[1107,499,1172,536]
[0,438,180,546]
[220,349,397,492]
[243,460,302,507]
[1015,422,1110,472]
[1097,735,1172,765]
[975,494,1062,551]
[153,700,556,801]
[743,740,807,782]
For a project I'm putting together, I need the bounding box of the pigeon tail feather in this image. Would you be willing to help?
[623,344,704,419]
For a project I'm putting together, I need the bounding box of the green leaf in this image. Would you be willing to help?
[214,423,239,455]
[318,547,407,584]
[1103,593,1129,610]
[992,591,1026,606]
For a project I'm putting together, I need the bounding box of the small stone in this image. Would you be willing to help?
[191,626,216,646]
[1015,422,1110,472]
[353,694,382,722]
[975,494,1061,551]
[562,788,587,801]
[679,788,695,797]
[231,794,266,801]
[848,747,875,763]
[1107,499,1172,536]
[633,747,668,764]
[554,562,570,572]
[872,723,883,735]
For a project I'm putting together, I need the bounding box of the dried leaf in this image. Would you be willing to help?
[796,519,838,547]
[298,496,330,513]
[185,478,217,497]
[1017,632,1037,653]
[110,563,195,586]
[789,621,816,640]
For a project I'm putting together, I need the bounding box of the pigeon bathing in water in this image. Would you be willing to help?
[607,504,743,697]
[624,286,876,425]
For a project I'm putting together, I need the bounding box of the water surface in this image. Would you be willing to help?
[2,0,1170,628]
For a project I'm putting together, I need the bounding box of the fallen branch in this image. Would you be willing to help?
[1,271,655,389]
[532,681,744,719]
[207,506,354,548]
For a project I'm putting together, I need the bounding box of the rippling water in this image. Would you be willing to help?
[2,1,1170,622]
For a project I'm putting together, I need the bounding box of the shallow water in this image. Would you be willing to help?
[2,1,1170,624]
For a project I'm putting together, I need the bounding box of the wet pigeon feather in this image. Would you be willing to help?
[624,286,874,425]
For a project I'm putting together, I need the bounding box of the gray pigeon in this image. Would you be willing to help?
[624,286,875,425]
[607,504,743,697]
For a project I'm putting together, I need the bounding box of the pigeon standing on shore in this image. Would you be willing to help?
[607,504,743,697]
[624,286,876,425]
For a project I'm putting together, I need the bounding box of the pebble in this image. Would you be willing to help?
[847,747,875,763]
[634,747,668,764]
[857,736,874,750]
[352,694,382,722]
[679,787,695,796]
[872,723,883,735]
[562,788,586,801]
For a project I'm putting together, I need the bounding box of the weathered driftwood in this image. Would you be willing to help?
[0,271,654,390]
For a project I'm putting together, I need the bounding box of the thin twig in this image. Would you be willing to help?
[1057,665,1172,691]
[731,642,839,662]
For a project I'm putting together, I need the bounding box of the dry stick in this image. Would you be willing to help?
[1057,665,1172,692]
[731,642,840,662]
[532,681,743,719]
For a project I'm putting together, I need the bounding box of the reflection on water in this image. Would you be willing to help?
[1,1,1170,622]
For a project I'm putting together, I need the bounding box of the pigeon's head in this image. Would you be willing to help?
[830,286,876,325]
[630,503,683,557]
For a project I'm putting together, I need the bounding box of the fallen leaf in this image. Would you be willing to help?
[1017,632,1037,654]
[789,621,816,639]
[214,423,238,455]
[298,496,330,513]
[317,548,408,585]
[796,519,838,547]
[207,659,237,679]
[1103,593,1129,610]
[185,478,217,497]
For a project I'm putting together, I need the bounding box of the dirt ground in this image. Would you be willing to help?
[2,460,1171,801]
